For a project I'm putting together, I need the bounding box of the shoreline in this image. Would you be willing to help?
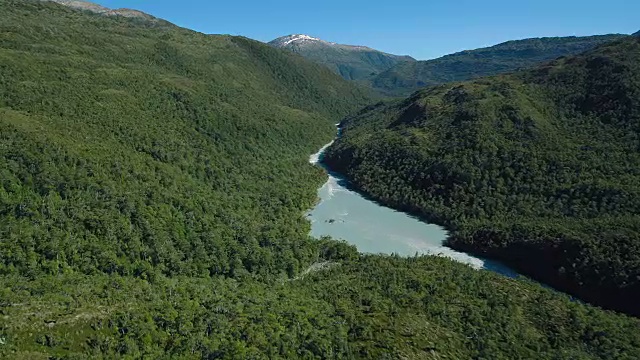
[306,124,518,277]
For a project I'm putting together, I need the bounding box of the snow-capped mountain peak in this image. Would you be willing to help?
[270,34,328,47]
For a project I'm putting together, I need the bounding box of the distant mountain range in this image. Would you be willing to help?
[371,34,628,96]
[272,34,629,96]
[269,34,415,83]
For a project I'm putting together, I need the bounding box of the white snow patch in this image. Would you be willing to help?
[282,34,322,47]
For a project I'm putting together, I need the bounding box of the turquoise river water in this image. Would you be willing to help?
[306,128,517,276]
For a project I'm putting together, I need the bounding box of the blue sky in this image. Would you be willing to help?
[95,0,638,60]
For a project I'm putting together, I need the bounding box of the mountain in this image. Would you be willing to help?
[371,34,627,96]
[41,0,163,21]
[324,36,640,316]
[269,34,416,82]
[269,34,627,97]
[634,30,640,36]
[2,0,640,358]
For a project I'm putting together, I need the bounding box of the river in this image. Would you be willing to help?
[306,126,517,276]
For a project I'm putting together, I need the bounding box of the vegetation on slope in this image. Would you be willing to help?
[0,0,372,281]
[325,36,640,317]
[41,0,164,21]
[371,35,626,96]
[269,35,415,84]
[1,1,640,358]
[5,255,640,359]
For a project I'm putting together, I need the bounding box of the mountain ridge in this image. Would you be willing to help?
[371,34,628,96]
[269,34,415,83]
[40,0,163,22]
[270,34,384,52]
[269,33,628,96]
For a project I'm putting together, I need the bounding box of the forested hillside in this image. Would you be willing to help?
[0,0,377,280]
[2,1,640,358]
[325,36,640,317]
[371,35,626,96]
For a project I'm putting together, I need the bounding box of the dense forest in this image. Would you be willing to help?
[325,35,640,317]
[370,35,626,96]
[0,0,374,281]
[2,0,640,358]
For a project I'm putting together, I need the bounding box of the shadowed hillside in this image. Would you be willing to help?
[325,36,640,316]
[371,35,626,96]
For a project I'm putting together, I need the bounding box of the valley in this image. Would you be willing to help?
[1,0,640,358]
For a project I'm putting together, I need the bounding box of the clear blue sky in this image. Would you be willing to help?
[94,0,638,60]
